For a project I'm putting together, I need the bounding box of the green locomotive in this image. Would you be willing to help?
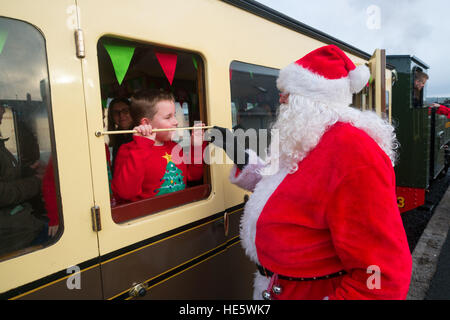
[387,55,450,212]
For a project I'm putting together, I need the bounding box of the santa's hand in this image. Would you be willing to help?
[206,126,249,170]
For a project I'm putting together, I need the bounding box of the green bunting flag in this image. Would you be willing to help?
[103,40,136,85]
[0,30,8,55]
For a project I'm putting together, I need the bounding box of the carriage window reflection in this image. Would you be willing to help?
[97,36,210,223]
[0,17,61,261]
[229,61,279,159]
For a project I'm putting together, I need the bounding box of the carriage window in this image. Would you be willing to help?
[0,17,61,261]
[97,36,210,223]
[229,61,279,159]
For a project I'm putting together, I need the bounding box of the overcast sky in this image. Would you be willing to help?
[257,0,450,98]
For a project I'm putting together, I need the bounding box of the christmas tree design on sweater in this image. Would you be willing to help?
[156,152,185,196]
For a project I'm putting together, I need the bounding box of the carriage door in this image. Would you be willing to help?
[0,0,103,299]
[75,1,233,299]
[367,49,387,117]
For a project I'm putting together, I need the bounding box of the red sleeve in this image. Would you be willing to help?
[42,158,59,226]
[326,165,412,300]
[185,141,207,181]
[112,136,154,201]
[436,105,450,118]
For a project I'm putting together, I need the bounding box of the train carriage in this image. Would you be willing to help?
[0,0,392,299]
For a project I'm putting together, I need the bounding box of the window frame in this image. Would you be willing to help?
[228,60,280,160]
[96,36,211,224]
[0,16,63,261]
[412,66,426,109]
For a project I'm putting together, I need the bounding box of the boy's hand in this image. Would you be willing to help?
[134,124,156,141]
[192,122,205,147]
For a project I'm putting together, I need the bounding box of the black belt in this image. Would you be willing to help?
[257,264,347,281]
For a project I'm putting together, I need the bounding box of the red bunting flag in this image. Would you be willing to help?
[155,52,178,85]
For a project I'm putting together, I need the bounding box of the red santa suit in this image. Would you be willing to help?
[229,45,412,300]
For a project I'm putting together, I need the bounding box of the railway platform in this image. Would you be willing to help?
[407,183,450,300]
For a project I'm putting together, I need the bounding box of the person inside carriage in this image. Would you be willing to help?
[414,70,450,118]
[111,89,206,203]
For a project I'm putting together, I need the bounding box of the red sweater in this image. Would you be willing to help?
[112,136,204,202]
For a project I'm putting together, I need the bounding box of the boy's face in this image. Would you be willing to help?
[150,100,178,141]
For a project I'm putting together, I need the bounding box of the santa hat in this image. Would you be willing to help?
[276,45,370,104]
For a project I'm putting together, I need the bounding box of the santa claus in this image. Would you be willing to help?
[211,45,412,300]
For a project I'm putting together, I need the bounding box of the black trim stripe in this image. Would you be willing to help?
[1,204,245,300]
[100,203,244,264]
[111,236,242,300]
[220,0,372,60]
[1,256,101,300]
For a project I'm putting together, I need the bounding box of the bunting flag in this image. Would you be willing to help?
[366,75,373,87]
[0,30,8,55]
[103,40,136,85]
[155,52,177,85]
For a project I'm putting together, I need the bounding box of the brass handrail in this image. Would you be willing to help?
[95,125,214,137]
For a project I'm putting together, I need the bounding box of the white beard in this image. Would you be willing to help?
[263,95,398,174]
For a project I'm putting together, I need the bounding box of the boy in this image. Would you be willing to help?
[112,89,205,202]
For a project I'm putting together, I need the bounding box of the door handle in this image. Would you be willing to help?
[129,282,148,298]
[224,211,230,237]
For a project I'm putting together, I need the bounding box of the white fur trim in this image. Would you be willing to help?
[276,63,353,105]
[349,65,370,93]
[253,271,271,300]
[240,166,289,265]
[229,149,266,192]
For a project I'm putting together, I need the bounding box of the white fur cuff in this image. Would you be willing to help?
[253,271,271,300]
